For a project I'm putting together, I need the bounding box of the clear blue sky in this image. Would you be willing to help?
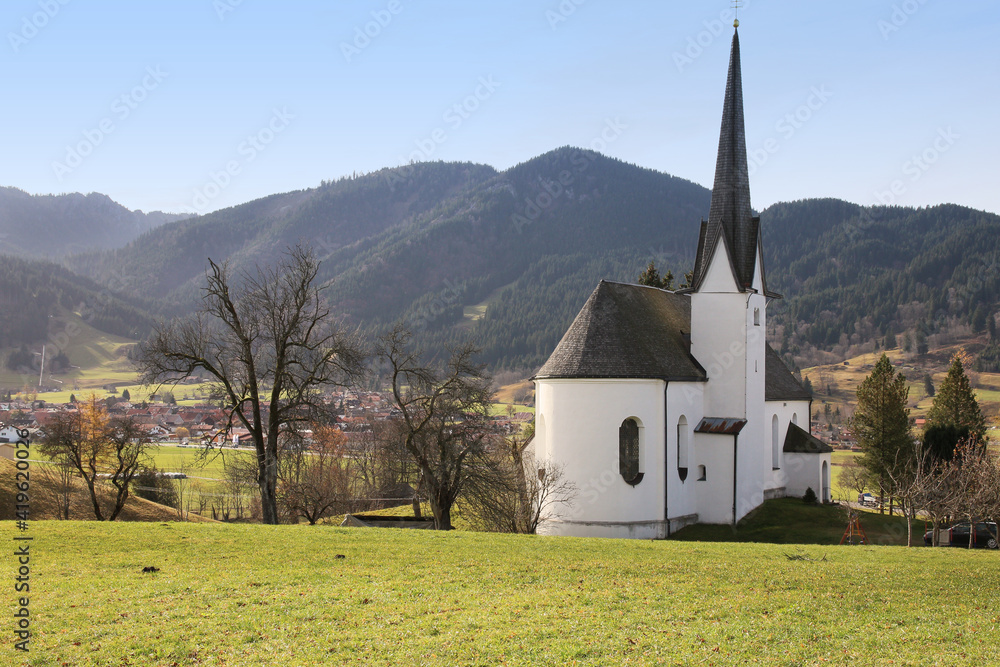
[2,1,997,216]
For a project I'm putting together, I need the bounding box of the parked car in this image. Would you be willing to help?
[858,493,878,508]
[924,522,999,549]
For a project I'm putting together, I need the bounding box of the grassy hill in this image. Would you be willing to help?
[13,520,1000,665]
[803,341,1000,427]
[0,458,212,522]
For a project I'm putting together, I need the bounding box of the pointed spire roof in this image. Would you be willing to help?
[690,28,771,295]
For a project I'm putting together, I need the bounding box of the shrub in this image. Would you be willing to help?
[803,487,818,505]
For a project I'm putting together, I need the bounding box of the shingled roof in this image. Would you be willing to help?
[764,345,812,402]
[534,281,707,382]
[783,422,833,454]
[689,28,773,297]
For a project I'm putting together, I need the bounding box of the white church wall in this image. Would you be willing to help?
[535,378,668,538]
[783,452,833,501]
[693,432,737,524]
[736,288,768,522]
[664,382,706,524]
[764,399,810,495]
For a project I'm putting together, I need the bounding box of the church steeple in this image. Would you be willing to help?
[690,27,769,295]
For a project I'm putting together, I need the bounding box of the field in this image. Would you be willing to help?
[9,520,1000,665]
[802,344,1000,426]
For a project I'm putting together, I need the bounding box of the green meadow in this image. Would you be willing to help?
[10,521,1000,666]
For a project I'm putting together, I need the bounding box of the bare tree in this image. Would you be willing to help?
[379,326,496,530]
[40,396,153,521]
[135,246,365,524]
[37,456,75,520]
[838,460,871,504]
[353,416,414,512]
[279,423,354,524]
[462,432,576,534]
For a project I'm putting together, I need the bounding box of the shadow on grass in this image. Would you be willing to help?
[670,498,918,547]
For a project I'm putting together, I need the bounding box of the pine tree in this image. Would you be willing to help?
[915,331,928,355]
[637,261,674,290]
[851,354,913,513]
[122,388,131,402]
[927,354,986,443]
[884,331,897,349]
[923,373,934,398]
[989,313,997,341]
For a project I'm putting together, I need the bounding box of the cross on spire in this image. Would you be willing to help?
[732,0,742,28]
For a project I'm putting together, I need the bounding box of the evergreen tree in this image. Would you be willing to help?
[971,305,987,333]
[69,394,77,404]
[637,261,674,290]
[851,354,913,510]
[915,331,928,355]
[923,373,934,398]
[884,331,897,349]
[122,388,131,402]
[927,354,986,443]
[902,332,912,353]
[989,313,997,341]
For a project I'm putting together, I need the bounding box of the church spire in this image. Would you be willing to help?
[690,26,767,294]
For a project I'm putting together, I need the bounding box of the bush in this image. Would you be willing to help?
[802,487,818,505]
[132,468,178,508]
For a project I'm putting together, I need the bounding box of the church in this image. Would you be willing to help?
[530,25,832,539]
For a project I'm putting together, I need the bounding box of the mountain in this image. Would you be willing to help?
[0,254,154,362]
[0,187,188,258]
[44,150,1000,374]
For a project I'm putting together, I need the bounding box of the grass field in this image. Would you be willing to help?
[10,521,1000,665]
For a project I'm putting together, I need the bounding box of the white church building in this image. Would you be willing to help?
[531,26,832,539]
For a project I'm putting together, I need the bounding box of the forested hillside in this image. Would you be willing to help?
[0,255,153,359]
[0,187,186,258]
[4,150,998,376]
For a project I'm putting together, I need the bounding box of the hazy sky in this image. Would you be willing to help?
[2,1,997,216]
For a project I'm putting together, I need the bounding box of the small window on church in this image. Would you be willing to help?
[677,416,689,482]
[697,465,707,481]
[754,308,760,326]
[619,418,643,486]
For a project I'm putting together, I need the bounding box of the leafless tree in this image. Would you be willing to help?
[353,417,414,512]
[462,431,576,534]
[37,456,75,520]
[135,246,366,524]
[378,326,496,530]
[279,423,354,524]
[838,460,871,503]
[40,398,153,521]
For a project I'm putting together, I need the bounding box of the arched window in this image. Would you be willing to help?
[697,465,707,481]
[792,412,798,425]
[771,414,781,470]
[619,419,643,486]
[754,308,760,326]
[677,416,689,482]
